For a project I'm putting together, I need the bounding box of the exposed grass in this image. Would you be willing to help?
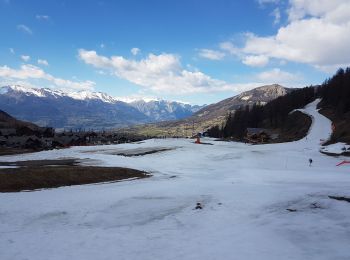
[0,162,149,192]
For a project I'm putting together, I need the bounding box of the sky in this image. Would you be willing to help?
[0,0,350,105]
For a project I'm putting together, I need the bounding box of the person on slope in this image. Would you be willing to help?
[309,158,313,167]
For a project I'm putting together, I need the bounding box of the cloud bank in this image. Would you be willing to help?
[0,64,95,91]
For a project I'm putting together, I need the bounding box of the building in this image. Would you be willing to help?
[246,128,271,143]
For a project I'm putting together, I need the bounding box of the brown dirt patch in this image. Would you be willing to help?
[0,160,150,192]
[0,159,78,167]
[0,148,38,156]
[83,147,175,157]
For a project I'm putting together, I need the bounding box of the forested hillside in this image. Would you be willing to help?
[207,87,315,141]
[318,68,350,144]
[208,68,350,144]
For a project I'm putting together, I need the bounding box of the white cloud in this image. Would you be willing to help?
[0,64,95,91]
[0,80,41,90]
[271,7,281,24]
[243,18,350,68]
[216,0,350,70]
[287,0,347,21]
[21,55,30,62]
[198,49,225,60]
[37,59,49,66]
[131,47,140,56]
[36,15,50,21]
[78,49,263,94]
[256,68,302,83]
[17,24,32,34]
[242,55,269,67]
[219,41,242,56]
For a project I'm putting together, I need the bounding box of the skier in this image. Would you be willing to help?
[195,202,203,210]
[309,158,313,167]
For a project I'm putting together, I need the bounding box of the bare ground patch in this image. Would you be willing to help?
[0,159,150,192]
[82,146,176,157]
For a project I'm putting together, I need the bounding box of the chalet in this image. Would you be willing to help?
[246,128,271,143]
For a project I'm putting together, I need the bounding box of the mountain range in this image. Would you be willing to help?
[0,85,203,130]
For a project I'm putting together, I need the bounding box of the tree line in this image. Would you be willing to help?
[317,68,350,116]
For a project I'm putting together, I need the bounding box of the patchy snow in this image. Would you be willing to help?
[0,86,9,94]
[67,91,117,103]
[321,143,350,155]
[4,85,47,97]
[0,166,18,169]
[116,96,162,103]
[1,99,350,260]
[240,95,252,101]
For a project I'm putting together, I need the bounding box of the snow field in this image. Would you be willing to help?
[1,99,350,260]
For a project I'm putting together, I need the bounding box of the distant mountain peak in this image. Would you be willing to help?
[236,84,289,102]
[67,90,117,103]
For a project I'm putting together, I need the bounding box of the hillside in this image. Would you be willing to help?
[123,84,291,136]
[317,68,350,144]
[206,68,350,145]
[193,84,290,122]
[0,110,43,132]
[207,85,316,142]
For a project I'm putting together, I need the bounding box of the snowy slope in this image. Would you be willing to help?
[1,99,350,260]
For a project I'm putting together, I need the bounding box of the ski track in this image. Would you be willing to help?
[1,99,350,260]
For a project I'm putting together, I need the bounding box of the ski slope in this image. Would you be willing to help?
[1,100,350,260]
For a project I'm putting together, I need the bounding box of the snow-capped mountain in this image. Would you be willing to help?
[128,99,204,121]
[0,85,203,129]
[67,91,117,103]
[0,85,117,103]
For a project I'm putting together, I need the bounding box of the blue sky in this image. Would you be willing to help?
[0,0,349,105]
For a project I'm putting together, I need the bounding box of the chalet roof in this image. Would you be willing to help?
[247,128,269,135]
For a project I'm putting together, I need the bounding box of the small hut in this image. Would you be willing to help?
[246,128,271,143]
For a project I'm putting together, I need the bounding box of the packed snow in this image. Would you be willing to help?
[1,99,350,260]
